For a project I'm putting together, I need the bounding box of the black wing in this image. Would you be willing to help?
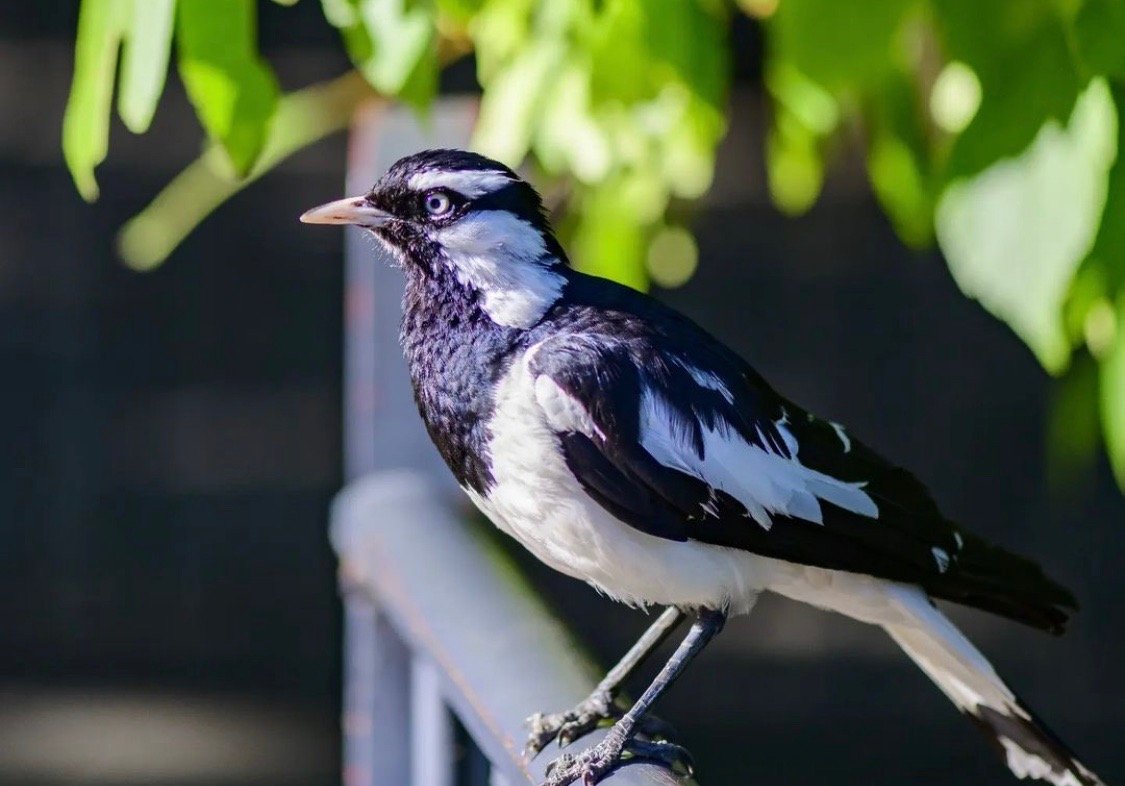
[528,329,1075,633]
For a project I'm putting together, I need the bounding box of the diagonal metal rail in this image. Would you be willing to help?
[331,470,695,786]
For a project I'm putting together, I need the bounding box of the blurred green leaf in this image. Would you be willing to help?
[473,38,563,165]
[570,175,654,290]
[177,0,279,175]
[118,0,175,134]
[469,0,535,82]
[63,0,128,202]
[119,72,372,270]
[936,78,1117,373]
[867,73,935,246]
[934,0,1084,180]
[1101,295,1125,485]
[325,0,438,109]
[1074,0,1125,78]
[768,0,911,92]
[766,99,825,215]
[1075,82,1125,304]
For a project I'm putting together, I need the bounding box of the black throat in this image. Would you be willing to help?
[399,263,527,493]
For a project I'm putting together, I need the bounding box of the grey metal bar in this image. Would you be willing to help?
[411,656,455,786]
[341,99,481,786]
[339,570,412,786]
[331,470,697,786]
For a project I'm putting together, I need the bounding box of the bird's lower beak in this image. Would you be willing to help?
[299,196,391,227]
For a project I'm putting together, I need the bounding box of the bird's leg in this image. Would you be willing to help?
[525,607,684,756]
[542,607,727,786]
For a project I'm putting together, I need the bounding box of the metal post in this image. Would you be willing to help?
[340,98,478,785]
[411,657,456,786]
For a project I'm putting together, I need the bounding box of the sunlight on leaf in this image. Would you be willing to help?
[472,38,563,165]
[118,0,175,134]
[324,0,439,109]
[935,0,1084,181]
[936,79,1117,373]
[63,0,128,202]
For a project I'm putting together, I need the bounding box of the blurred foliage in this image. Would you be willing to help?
[62,0,1125,490]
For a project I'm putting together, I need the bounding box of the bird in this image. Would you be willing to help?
[302,148,1108,786]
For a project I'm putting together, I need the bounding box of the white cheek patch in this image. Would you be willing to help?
[408,169,514,198]
[637,388,878,529]
[433,211,565,329]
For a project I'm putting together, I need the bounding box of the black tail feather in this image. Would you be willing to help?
[925,531,1077,634]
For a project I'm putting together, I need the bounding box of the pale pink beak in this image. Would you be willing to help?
[299,195,391,227]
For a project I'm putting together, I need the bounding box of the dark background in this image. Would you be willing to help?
[1,3,1121,785]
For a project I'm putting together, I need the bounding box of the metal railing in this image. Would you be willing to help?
[331,470,692,786]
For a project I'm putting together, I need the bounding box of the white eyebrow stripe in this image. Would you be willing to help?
[408,169,515,198]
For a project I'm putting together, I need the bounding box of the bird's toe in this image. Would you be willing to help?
[624,738,695,776]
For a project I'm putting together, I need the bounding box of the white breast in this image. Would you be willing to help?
[466,346,768,613]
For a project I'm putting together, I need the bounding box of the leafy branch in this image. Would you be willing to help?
[62,0,1125,490]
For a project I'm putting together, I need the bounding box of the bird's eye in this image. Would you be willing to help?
[423,190,453,217]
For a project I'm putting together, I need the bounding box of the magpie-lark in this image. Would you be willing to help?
[303,149,1107,786]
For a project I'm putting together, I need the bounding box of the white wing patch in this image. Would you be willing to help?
[407,169,514,198]
[637,387,878,530]
[432,211,565,328]
[535,375,604,440]
[672,358,735,403]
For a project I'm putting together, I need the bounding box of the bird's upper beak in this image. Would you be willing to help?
[299,195,391,227]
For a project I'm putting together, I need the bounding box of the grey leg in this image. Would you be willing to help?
[525,606,684,756]
[543,608,727,786]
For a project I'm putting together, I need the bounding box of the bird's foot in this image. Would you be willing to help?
[524,690,675,757]
[541,730,694,786]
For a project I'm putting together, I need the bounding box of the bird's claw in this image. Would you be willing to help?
[524,690,613,756]
[540,733,694,786]
[524,691,676,757]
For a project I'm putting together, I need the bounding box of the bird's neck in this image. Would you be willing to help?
[399,265,527,492]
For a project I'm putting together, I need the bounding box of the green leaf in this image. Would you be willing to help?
[1076,82,1125,306]
[327,0,438,109]
[1100,295,1125,486]
[934,0,1084,180]
[866,73,935,247]
[768,0,912,92]
[570,175,656,291]
[176,0,279,175]
[62,0,129,202]
[468,0,535,83]
[118,71,372,270]
[118,0,175,133]
[765,98,825,215]
[1074,0,1125,78]
[472,38,563,165]
[935,78,1117,373]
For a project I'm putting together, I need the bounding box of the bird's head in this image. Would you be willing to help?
[301,148,568,328]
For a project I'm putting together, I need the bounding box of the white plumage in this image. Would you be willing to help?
[637,385,879,529]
